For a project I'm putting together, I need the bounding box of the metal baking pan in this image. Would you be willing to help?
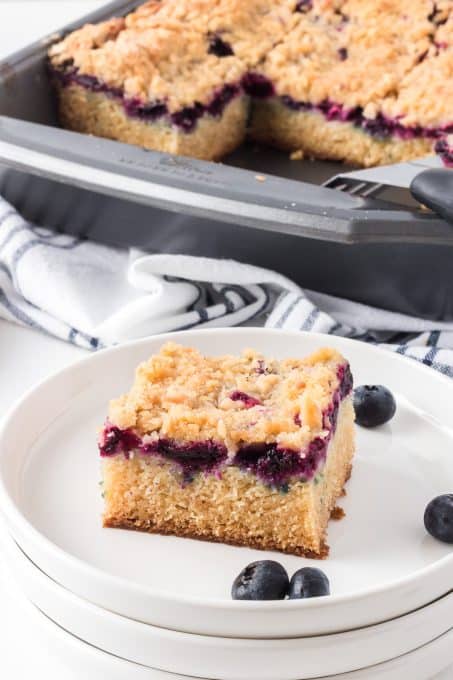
[0,0,452,320]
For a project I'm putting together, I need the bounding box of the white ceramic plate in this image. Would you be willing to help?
[1,329,453,638]
[4,542,453,680]
[3,530,453,680]
[38,616,453,680]
[4,567,193,680]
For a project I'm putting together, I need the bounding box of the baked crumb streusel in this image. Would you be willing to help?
[106,342,350,451]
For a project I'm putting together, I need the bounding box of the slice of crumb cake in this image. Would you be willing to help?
[47,3,249,161]
[99,342,355,558]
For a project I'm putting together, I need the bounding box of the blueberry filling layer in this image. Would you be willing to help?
[100,426,228,482]
[99,363,352,489]
[233,437,326,488]
[337,363,353,399]
[51,61,453,153]
[100,425,141,456]
[241,72,275,99]
[144,438,228,482]
[49,64,240,133]
[279,94,453,142]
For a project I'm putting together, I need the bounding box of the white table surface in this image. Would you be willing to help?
[0,3,452,678]
[0,5,103,678]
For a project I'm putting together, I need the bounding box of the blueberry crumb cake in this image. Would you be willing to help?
[99,342,355,558]
[48,0,453,166]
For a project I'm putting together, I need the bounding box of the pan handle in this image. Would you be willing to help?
[410,168,453,228]
[1,116,453,246]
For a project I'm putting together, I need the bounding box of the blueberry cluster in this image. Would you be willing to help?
[231,561,329,601]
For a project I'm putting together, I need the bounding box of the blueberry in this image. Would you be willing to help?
[288,567,330,599]
[353,385,396,428]
[241,73,275,98]
[295,0,313,12]
[170,104,204,132]
[424,494,453,543]
[231,560,289,600]
[208,35,234,57]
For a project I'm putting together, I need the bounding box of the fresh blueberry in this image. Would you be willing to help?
[424,494,453,543]
[231,560,289,600]
[288,567,330,599]
[353,385,396,428]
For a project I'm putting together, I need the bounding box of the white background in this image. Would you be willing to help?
[0,2,451,678]
[0,4,99,678]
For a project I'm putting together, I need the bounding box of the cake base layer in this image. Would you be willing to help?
[55,83,248,161]
[249,99,433,168]
[102,398,355,558]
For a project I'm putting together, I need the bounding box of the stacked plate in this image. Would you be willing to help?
[1,328,453,680]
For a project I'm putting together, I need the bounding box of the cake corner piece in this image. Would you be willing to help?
[47,6,249,161]
[99,342,355,558]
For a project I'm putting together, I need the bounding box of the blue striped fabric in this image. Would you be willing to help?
[1,195,453,376]
[265,291,453,378]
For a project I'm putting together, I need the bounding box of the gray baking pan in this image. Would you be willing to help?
[0,0,452,319]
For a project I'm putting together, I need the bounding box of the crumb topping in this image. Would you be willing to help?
[262,0,452,126]
[107,342,349,451]
[382,5,453,127]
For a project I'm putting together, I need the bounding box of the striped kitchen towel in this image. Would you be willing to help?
[1,194,453,376]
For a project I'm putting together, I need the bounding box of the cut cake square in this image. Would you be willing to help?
[99,342,355,558]
[48,0,453,166]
